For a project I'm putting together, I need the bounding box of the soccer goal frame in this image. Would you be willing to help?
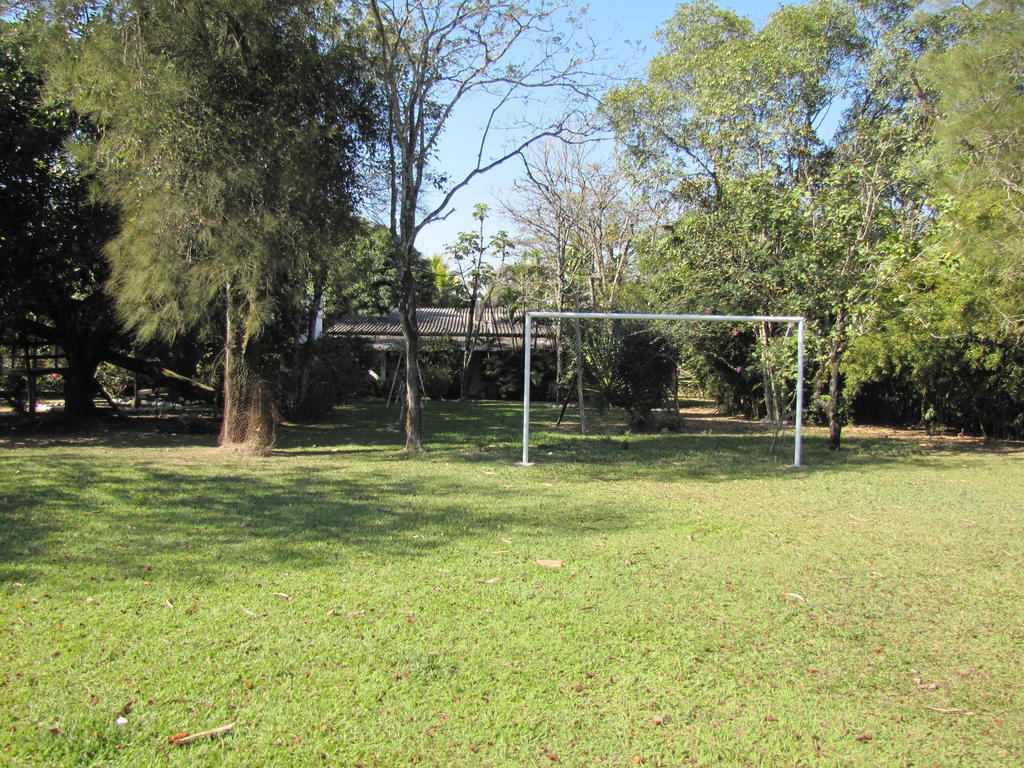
[520,311,807,467]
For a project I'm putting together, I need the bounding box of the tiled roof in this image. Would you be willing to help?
[327,306,548,342]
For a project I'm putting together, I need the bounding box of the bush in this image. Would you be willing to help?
[570,321,679,428]
[605,323,679,428]
[278,335,374,421]
[418,336,462,399]
[847,331,1024,438]
[481,348,558,400]
[95,362,135,398]
[682,326,759,417]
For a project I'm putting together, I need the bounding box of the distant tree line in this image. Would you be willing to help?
[1,0,1021,451]
[502,0,1024,445]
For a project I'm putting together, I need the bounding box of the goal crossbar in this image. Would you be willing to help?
[520,311,807,467]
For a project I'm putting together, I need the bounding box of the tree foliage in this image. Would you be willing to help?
[323,221,436,319]
[919,0,1024,332]
[604,0,947,447]
[0,22,121,420]
[33,0,379,450]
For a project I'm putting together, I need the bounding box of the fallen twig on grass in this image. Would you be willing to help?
[168,722,236,745]
[923,707,968,715]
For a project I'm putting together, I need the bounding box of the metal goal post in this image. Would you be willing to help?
[520,311,807,467]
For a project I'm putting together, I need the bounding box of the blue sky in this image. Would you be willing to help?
[410,0,785,259]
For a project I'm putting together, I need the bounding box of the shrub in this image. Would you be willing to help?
[569,321,679,428]
[278,335,374,421]
[605,322,679,428]
[418,336,462,399]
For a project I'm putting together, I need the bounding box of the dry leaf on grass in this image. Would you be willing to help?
[271,592,292,600]
[167,722,235,745]
[535,560,564,568]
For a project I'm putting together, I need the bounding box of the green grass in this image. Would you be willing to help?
[1,400,1022,767]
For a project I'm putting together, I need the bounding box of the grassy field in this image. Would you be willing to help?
[1,400,1022,767]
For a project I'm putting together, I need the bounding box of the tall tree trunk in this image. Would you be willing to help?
[398,263,422,452]
[60,325,108,425]
[295,269,326,411]
[554,262,565,402]
[62,344,101,424]
[759,323,777,424]
[573,306,586,434]
[396,218,423,452]
[220,293,243,446]
[220,289,276,453]
[825,336,845,450]
[459,292,478,400]
[243,338,275,451]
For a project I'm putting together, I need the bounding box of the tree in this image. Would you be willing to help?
[918,0,1024,332]
[800,116,932,448]
[504,140,588,398]
[426,254,463,307]
[38,0,378,452]
[508,140,659,310]
[0,22,121,421]
[604,0,943,448]
[503,139,663,423]
[503,139,662,414]
[322,221,437,318]
[445,203,515,399]
[361,0,600,451]
[832,0,1024,439]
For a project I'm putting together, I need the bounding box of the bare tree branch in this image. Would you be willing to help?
[359,0,607,451]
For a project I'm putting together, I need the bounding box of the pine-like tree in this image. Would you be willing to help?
[39,0,378,451]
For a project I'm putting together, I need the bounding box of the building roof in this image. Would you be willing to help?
[326,306,550,349]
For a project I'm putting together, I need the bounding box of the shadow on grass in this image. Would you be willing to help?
[0,446,643,585]
[2,399,1019,584]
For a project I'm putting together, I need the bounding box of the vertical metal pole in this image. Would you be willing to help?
[521,313,533,466]
[794,318,805,467]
